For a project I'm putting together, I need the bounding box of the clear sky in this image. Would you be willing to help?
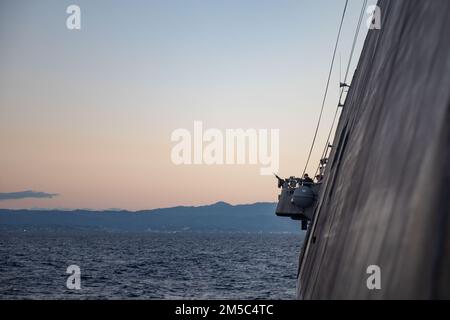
[0,0,376,210]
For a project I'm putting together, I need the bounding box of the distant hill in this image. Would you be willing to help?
[0,202,301,233]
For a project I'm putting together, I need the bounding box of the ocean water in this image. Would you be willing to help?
[0,231,303,299]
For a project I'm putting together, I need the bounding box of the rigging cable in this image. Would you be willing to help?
[298,0,371,290]
[314,0,368,178]
[301,0,349,178]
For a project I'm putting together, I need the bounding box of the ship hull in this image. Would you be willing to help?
[298,0,450,300]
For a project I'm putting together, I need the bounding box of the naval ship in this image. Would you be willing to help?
[275,0,450,299]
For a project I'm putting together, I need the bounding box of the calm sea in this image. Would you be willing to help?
[0,231,303,299]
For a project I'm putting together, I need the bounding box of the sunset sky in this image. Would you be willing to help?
[0,0,375,210]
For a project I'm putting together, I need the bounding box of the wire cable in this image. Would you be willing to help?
[314,0,368,178]
[301,0,349,178]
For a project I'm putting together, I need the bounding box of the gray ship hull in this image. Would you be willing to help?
[298,0,450,299]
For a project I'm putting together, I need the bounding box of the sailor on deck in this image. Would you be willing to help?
[302,174,314,185]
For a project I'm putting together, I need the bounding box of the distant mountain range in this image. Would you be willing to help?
[0,202,301,233]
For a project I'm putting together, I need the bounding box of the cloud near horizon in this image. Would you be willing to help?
[0,191,59,201]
